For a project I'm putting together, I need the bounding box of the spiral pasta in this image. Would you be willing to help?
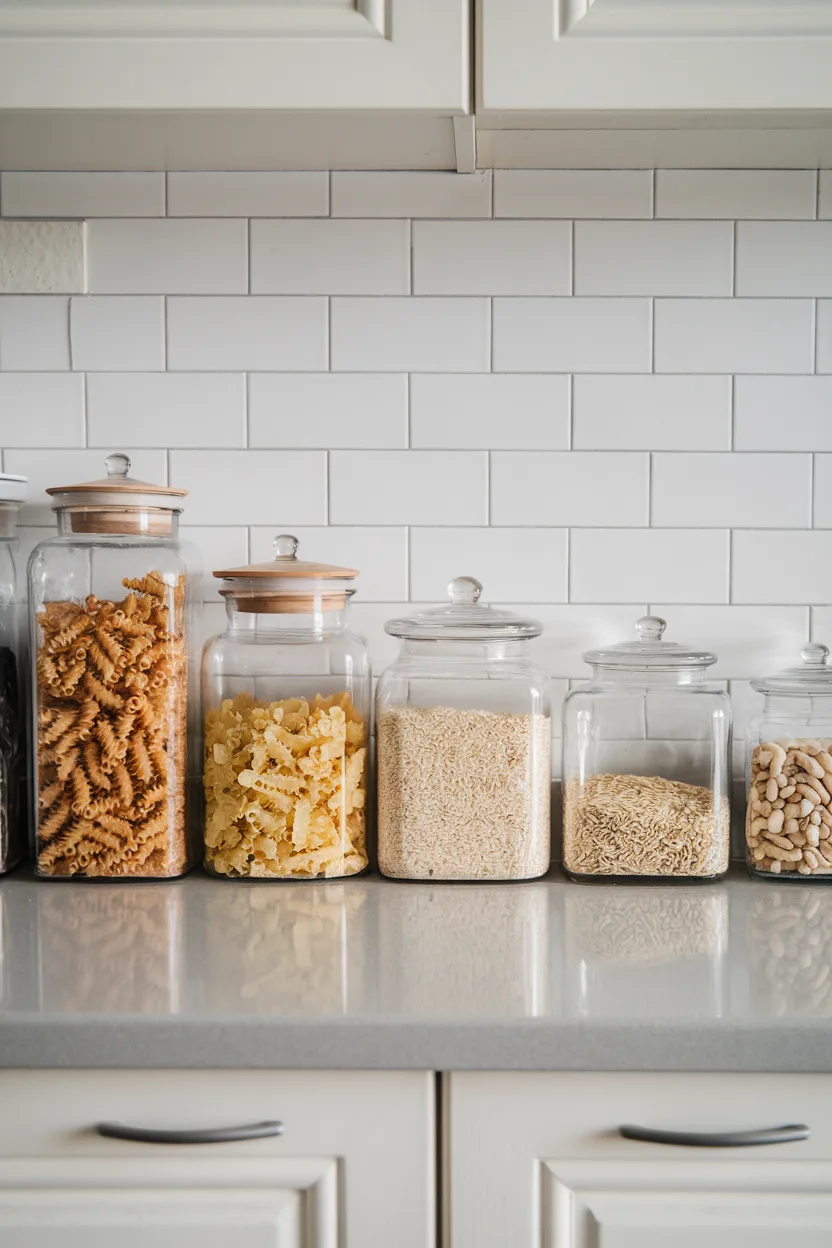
[35,572,189,877]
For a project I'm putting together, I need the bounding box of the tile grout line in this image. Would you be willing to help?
[729,375,735,451]
[651,168,657,219]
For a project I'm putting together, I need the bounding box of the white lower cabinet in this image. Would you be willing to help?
[0,1070,435,1248]
[448,1072,832,1248]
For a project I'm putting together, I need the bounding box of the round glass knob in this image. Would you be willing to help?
[105,453,131,478]
[273,534,299,560]
[635,615,667,642]
[448,576,482,606]
[801,643,830,667]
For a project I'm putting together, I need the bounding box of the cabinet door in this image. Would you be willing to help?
[0,1,468,111]
[479,0,832,112]
[449,1072,832,1248]
[0,1070,434,1248]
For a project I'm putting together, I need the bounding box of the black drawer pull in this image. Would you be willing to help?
[96,1120,284,1145]
[619,1123,809,1148]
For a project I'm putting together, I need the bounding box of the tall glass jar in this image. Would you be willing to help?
[746,643,832,880]
[202,535,370,880]
[0,473,28,875]
[28,454,196,879]
[376,576,551,882]
[562,615,731,882]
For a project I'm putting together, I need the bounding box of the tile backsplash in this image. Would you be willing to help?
[1,167,830,776]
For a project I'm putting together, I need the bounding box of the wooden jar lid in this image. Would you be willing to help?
[215,535,358,614]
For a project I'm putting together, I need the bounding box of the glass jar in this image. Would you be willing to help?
[0,473,27,875]
[562,615,731,882]
[376,576,551,882]
[28,454,196,879]
[202,535,370,880]
[745,643,832,880]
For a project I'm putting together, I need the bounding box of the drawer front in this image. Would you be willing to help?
[449,1072,832,1248]
[0,1070,435,1248]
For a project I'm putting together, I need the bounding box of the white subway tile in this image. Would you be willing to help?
[813,607,832,646]
[249,374,406,449]
[575,222,733,296]
[734,377,832,450]
[250,526,408,601]
[0,296,69,370]
[814,455,832,527]
[412,221,570,295]
[654,299,813,373]
[87,373,245,449]
[5,449,166,525]
[730,680,764,778]
[493,298,651,373]
[167,172,328,218]
[494,170,652,219]
[170,450,326,526]
[178,526,249,601]
[523,605,649,678]
[736,223,832,296]
[818,172,832,220]
[70,296,164,371]
[573,375,731,450]
[490,451,648,526]
[656,170,816,220]
[0,172,164,218]
[733,531,832,604]
[348,602,409,673]
[814,300,832,373]
[570,529,730,604]
[410,527,567,603]
[329,450,487,525]
[410,374,569,450]
[652,452,811,529]
[331,171,491,218]
[167,296,326,371]
[250,220,408,295]
[331,298,489,372]
[86,220,247,294]
[0,373,83,448]
[0,222,85,294]
[650,605,810,680]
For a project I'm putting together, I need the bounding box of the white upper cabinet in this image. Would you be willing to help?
[0,0,469,111]
[479,0,832,113]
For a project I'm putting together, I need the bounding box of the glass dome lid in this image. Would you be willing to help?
[584,615,717,670]
[384,576,542,641]
[213,534,358,614]
[751,643,832,696]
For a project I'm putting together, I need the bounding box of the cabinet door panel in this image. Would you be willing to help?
[479,0,832,112]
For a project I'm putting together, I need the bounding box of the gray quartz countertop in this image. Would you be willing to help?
[0,867,830,1071]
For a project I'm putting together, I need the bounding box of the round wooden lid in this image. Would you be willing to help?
[213,535,358,581]
[46,453,187,501]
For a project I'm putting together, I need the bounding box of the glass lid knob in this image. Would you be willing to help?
[801,643,830,667]
[635,615,667,642]
[448,576,482,606]
[105,452,131,478]
[273,534,299,560]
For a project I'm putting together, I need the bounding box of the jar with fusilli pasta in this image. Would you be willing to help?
[28,454,199,879]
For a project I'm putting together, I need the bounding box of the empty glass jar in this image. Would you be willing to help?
[28,454,196,879]
[746,643,832,881]
[562,615,732,882]
[0,472,27,875]
[202,535,370,880]
[376,576,551,882]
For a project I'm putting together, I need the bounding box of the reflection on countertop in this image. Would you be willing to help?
[1,867,831,1070]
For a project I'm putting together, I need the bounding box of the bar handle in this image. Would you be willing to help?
[96,1120,284,1145]
[619,1122,809,1148]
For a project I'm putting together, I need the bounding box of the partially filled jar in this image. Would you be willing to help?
[562,615,731,882]
[0,472,28,875]
[28,455,195,879]
[746,643,832,880]
[202,536,370,879]
[376,577,551,881]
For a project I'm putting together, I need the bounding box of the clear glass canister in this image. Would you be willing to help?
[746,643,832,880]
[376,576,551,882]
[202,535,370,880]
[562,615,732,882]
[0,472,28,875]
[28,454,197,879]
